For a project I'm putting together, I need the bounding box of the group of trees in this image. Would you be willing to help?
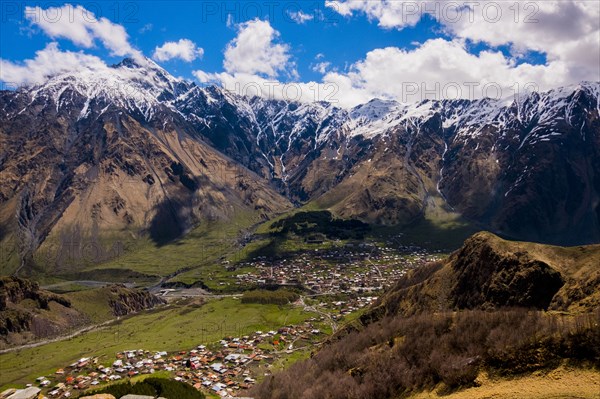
[82,377,205,399]
[241,289,300,305]
[270,211,370,240]
[250,308,600,399]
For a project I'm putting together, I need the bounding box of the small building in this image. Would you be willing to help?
[7,387,41,399]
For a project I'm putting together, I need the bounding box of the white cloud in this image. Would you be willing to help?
[321,38,579,107]
[153,39,204,62]
[311,62,331,74]
[24,4,137,57]
[288,10,314,24]
[195,2,598,109]
[223,19,296,78]
[196,36,589,108]
[325,1,600,85]
[443,1,600,82]
[226,14,235,28]
[0,42,109,86]
[325,0,424,28]
[194,19,311,103]
[192,70,218,84]
[193,70,340,105]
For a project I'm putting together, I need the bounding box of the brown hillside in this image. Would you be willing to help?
[366,231,600,321]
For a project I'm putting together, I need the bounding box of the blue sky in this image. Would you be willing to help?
[1,1,447,80]
[1,1,598,107]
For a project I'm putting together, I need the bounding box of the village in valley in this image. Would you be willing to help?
[1,318,327,399]
[233,242,440,298]
[1,237,442,399]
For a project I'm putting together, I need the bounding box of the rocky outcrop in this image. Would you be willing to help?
[449,235,564,310]
[0,276,71,311]
[0,276,75,335]
[107,285,166,316]
[363,232,600,322]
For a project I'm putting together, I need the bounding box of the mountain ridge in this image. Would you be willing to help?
[1,58,599,272]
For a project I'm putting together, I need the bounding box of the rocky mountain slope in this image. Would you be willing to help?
[364,231,600,321]
[0,276,165,347]
[174,82,600,245]
[0,58,292,274]
[1,57,599,272]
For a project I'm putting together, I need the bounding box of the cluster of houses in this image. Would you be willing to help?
[235,244,441,296]
[313,296,379,318]
[6,321,324,399]
[0,387,42,399]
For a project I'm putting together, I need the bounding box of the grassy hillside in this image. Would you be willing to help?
[250,309,600,398]
[410,366,600,399]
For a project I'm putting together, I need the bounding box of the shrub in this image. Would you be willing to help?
[250,309,600,399]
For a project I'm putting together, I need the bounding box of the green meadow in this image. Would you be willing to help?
[0,297,318,390]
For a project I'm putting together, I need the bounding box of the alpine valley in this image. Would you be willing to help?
[1,57,600,399]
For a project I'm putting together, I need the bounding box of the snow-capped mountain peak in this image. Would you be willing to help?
[19,56,195,121]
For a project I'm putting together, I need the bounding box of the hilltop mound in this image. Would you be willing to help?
[366,232,600,320]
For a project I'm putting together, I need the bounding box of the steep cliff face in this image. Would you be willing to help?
[364,232,600,321]
[107,285,166,316]
[0,276,71,311]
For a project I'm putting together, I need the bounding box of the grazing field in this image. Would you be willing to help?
[0,297,317,389]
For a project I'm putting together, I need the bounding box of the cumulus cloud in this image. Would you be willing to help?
[321,38,578,107]
[153,39,204,62]
[0,42,109,86]
[193,70,340,106]
[325,0,600,84]
[196,35,582,108]
[24,4,137,57]
[325,0,425,28]
[443,1,600,82]
[195,19,316,103]
[288,10,314,24]
[223,19,296,78]
[311,62,331,74]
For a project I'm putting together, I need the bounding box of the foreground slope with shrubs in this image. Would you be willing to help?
[250,232,600,399]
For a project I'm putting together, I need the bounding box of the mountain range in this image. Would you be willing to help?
[1,57,599,272]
